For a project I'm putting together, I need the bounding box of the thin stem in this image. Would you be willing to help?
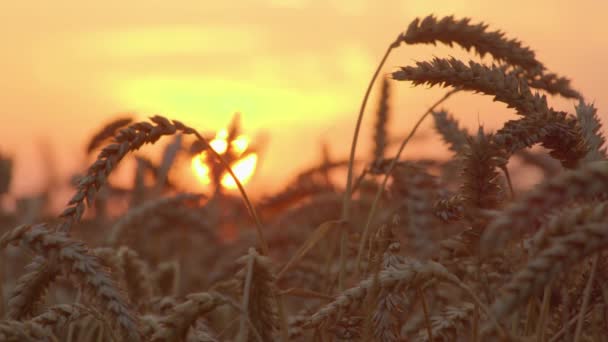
[275,293,289,342]
[536,282,552,341]
[457,282,509,340]
[355,89,459,273]
[351,168,369,196]
[418,287,434,342]
[193,131,269,255]
[549,305,595,342]
[237,251,255,342]
[342,39,399,222]
[339,38,400,290]
[573,253,599,342]
[499,164,516,199]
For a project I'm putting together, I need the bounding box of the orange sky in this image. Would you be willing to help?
[1,0,607,199]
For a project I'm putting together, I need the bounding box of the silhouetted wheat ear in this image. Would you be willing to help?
[372,77,392,162]
[401,15,581,99]
[59,116,188,233]
[402,15,542,72]
[392,58,550,116]
[86,116,133,154]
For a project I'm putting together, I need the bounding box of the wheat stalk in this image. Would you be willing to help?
[372,243,411,342]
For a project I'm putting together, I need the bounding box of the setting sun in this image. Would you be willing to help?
[221,153,258,189]
[190,128,258,190]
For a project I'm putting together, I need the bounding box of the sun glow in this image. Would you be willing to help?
[191,128,258,190]
[221,154,258,189]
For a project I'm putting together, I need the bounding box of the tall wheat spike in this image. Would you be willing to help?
[372,77,392,163]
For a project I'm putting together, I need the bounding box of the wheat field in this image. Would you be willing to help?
[1,14,607,341]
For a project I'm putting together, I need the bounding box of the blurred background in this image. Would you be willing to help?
[1,0,607,208]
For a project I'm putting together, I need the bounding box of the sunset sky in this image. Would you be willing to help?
[1,0,607,199]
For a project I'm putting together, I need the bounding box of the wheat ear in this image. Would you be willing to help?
[150,292,226,342]
[106,193,205,246]
[8,116,265,325]
[489,222,608,322]
[5,257,57,320]
[576,100,607,162]
[0,320,53,342]
[392,57,549,116]
[432,109,470,154]
[0,224,141,341]
[480,161,608,256]
[236,248,281,341]
[390,163,438,257]
[403,15,542,71]
[61,116,266,253]
[28,303,89,337]
[413,302,475,342]
[372,77,392,162]
[305,259,489,330]
[116,246,154,312]
[402,15,582,99]
[85,116,133,154]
